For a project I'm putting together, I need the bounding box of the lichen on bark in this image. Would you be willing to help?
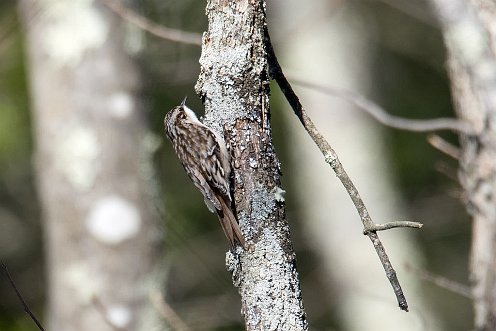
[195,1,308,329]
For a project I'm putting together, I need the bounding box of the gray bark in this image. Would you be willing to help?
[19,1,162,330]
[195,1,308,330]
[429,0,496,329]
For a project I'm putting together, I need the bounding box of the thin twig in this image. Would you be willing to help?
[289,78,475,135]
[405,264,472,298]
[427,134,461,159]
[149,290,192,331]
[265,28,421,312]
[1,262,46,331]
[99,0,202,46]
[377,0,437,27]
[433,161,459,182]
[364,221,423,234]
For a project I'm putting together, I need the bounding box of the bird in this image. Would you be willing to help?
[164,99,248,250]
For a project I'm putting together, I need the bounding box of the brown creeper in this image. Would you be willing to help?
[164,99,247,250]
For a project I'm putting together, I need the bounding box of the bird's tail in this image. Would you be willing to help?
[218,198,248,250]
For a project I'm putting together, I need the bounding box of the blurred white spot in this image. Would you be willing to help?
[109,92,134,118]
[142,133,162,153]
[41,0,108,67]
[449,21,485,66]
[58,126,100,191]
[86,195,141,244]
[107,305,133,328]
[64,262,102,304]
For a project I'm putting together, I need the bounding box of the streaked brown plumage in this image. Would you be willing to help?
[164,100,247,250]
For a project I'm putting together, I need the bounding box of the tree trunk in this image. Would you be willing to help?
[195,1,308,330]
[18,1,162,330]
[429,1,496,329]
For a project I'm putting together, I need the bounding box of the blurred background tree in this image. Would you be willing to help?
[0,0,474,330]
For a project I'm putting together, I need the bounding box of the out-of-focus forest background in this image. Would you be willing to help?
[0,0,472,330]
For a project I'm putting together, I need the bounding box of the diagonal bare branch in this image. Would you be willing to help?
[149,291,192,331]
[100,0,202,46]
[1,262,46,331]
[265,28,422,312]
[290,78,475,134]
[99,0,476,137]
[405,264,472,298]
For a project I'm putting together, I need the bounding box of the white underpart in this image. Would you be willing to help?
[86,195,141,244]
[183,105,203,125]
